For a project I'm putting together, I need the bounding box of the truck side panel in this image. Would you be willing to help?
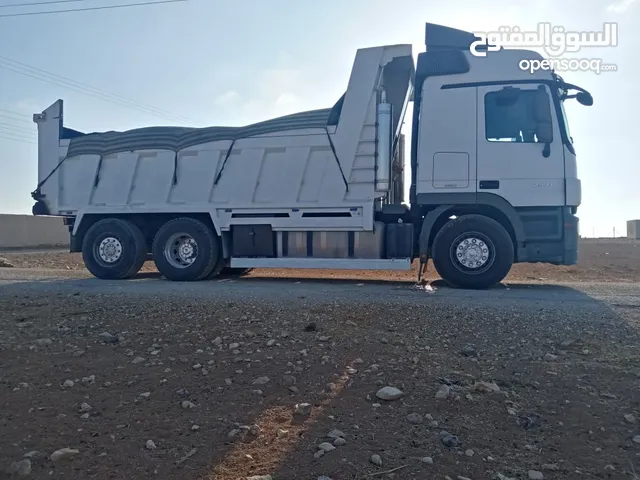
[35,45,415,237]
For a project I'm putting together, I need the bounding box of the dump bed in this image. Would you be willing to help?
[33,45,414,234]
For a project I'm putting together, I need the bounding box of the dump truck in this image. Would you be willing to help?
[30,23,593,289]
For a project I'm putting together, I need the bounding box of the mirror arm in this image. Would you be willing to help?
[542,143,551,158]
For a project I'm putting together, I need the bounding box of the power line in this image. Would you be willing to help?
[0,62,199,125]
[0,136,36,145]
[0,121,36,134]
[0,132,37,145]
[0,123,35,136]
[0,0,187,17]
[0,0,86,9]
[0,108,30,118]
[0,132,36,142]
[0,110,32,124]
[0,109,36,146]
[0,56,202,125]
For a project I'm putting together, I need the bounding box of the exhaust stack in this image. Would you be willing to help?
[375,90,392,193]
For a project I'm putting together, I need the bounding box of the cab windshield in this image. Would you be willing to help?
[553,73,592,146]
[559,98,573,144]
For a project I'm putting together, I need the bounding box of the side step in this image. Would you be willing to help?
[229,257,412,270]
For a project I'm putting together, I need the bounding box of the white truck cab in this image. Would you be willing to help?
[30,23,593,288]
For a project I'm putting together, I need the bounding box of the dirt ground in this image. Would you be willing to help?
[1,238,638,284]
[1,239,639,480]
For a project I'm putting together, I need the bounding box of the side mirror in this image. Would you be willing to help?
[576,91,593,106]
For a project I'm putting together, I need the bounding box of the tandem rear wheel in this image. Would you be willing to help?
[152,217,221,281]
[432,214,514,289]
[81,218,148,279]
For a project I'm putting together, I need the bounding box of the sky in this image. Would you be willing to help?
[0,0,637,237]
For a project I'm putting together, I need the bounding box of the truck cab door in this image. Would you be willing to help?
[476,84,565,207]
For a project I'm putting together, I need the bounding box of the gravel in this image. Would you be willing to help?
[6,459,31,477]
[406,412,423,424]
[0,258,639,479]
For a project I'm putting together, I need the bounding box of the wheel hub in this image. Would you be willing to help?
[455,237,489,269]
[165,233,198,268]
[178,240,195,262]
[98,237,123,263]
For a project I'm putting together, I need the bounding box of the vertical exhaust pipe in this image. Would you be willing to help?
[376,91,392,192]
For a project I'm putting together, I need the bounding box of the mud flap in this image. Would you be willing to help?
[563,209,579,265]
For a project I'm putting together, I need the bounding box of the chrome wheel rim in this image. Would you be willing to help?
[164,233,198,269]
[96,236,123,264]
[450,232,495,274]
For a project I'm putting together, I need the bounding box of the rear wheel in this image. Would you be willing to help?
[81,218,147,279]
[152,217,219,281]
[206,254,226,279]
[432,214,514,289]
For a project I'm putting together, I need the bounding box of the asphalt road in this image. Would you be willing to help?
[1,267,638,312]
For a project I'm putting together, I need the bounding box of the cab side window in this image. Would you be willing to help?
[485,88,551,143]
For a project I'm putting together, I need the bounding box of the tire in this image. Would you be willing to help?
[206,254,226,279]
[432,214,514,289]
[152,217,219,281]
[81,218,147,280]
[221,267,253,276]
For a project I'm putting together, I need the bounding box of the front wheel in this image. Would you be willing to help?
[432,214,514,289]
[152,217,220,281]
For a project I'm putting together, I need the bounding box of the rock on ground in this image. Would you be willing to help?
[473,381,501,394]
[406,413,423,424]
[293,403,312,417]
[7,459,31,476]
[441,433,459,448]
[435,385,450,399]
[0,257,14,268]
[50,448,79,462]
[252,376,270,385]
[375,386,404,401]
[326,429,346,439]
[317,442,335,452]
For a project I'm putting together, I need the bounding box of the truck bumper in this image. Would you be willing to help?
[517,207,579,265]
